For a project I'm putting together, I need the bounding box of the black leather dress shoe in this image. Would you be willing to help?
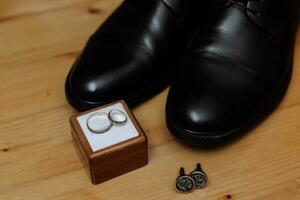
[166,0,300,146]
[65,0,215,111]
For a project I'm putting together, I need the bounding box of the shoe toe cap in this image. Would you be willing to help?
[166,53,275,146]
[65,43,159,110]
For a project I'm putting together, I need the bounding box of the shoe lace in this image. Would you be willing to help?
[226,0,263,16]
[225,0,276,38]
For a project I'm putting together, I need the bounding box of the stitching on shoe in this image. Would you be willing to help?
[191,49,261,78]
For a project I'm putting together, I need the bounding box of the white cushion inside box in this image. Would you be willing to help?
[77,103,139,152]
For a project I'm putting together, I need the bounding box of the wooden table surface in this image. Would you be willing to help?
[1,0,300,199]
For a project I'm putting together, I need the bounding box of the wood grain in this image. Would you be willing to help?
[0,0,299,199]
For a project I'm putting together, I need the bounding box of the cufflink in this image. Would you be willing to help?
[189,163,208,189]
[175,167,195,193]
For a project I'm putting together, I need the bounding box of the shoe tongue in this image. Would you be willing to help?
[162,0,185,17]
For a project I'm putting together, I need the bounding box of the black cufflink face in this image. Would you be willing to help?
[175,168,195,193]
[189,163,208,189]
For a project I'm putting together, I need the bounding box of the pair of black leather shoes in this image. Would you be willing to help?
[66,0,299,147]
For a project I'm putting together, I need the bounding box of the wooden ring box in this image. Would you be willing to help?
[70,100,148,184]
